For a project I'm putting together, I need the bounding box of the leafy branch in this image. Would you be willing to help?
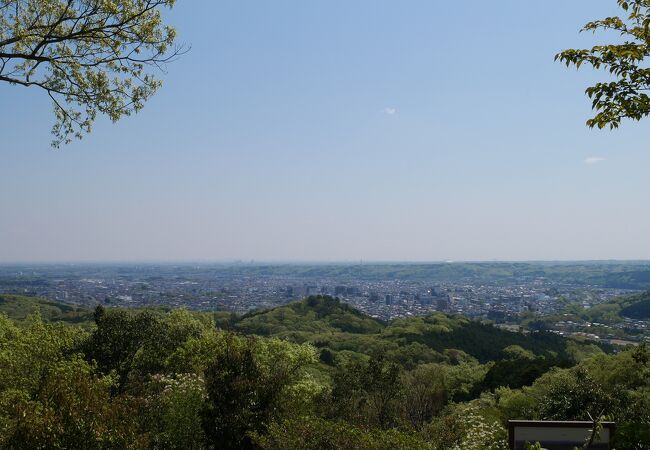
[556,0,650,129]
[0,0,187,147]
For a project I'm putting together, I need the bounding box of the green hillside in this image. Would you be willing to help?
[0,294,94,326]
[1,294,648,448]
[236,295,384,336]
[235,296,585,367]
[564,291,650,323]
[0,294,598,367]
[620,292,650,319]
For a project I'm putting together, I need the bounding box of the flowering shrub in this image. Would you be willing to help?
[449,405,508,450]
[149,373,207,450]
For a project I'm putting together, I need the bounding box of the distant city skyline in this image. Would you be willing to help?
[3,0,650,262]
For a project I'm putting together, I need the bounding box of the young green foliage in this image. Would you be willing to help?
[557,0,650,129]
[0,0,183,146]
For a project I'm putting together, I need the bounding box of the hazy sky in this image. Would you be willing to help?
[2,0,650,263]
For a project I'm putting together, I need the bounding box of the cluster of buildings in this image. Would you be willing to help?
[0,264,647,343]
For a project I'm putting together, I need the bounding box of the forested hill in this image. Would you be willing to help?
[233,296,591,365]
[235,295,384,335]
[3,294,648,449]
[620,291,650,319]
[565,291,650,323]
[0,293,594,366]
[0,294,93,326]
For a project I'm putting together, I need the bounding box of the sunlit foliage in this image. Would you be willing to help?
[0,0,182,146]
[558,0,650,128]
[0,295,649,448]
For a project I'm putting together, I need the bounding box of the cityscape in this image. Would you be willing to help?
[2,262,648,346]
[4,0,650,447]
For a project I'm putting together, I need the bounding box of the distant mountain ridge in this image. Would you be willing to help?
[5,262,650,291]
[214,262,650,286]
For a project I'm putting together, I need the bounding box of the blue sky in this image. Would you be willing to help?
[2,0,650,262]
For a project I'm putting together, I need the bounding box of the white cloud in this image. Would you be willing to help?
[382,107,397,115]
[584,156,606,165]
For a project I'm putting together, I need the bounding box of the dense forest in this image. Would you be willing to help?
[0,294,649,449]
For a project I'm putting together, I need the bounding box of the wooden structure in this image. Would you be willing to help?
[508,420,616,450]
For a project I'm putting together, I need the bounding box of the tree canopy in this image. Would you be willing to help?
[557,0,650,129]
[2,295,648,448]
[0,0,182,146]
